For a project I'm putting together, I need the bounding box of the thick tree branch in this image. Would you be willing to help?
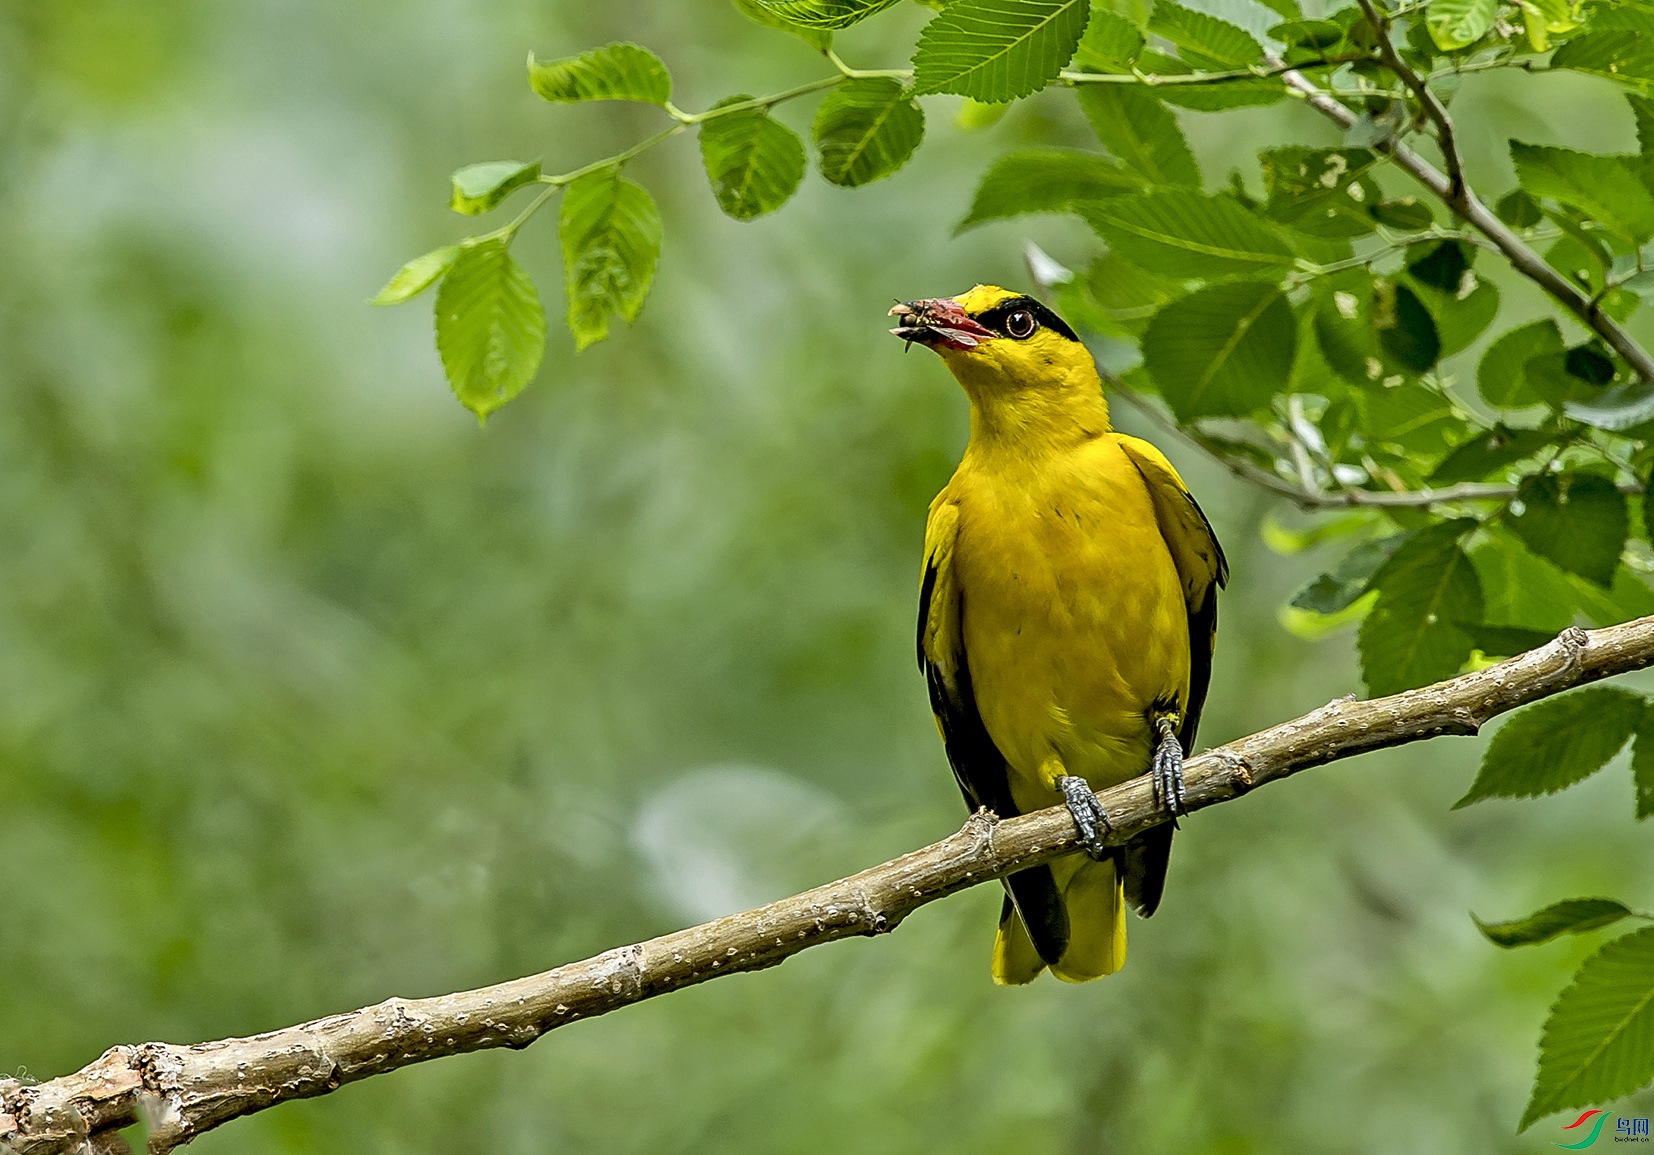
[1277,63,1654,386]
[7,618,1654,1154]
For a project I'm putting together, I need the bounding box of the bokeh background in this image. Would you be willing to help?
[3,1,1653,1151]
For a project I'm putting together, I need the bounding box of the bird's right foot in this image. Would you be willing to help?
[1057,775,1111,860]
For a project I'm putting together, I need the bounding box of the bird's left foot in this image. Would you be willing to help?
[1151,716,1186,817]
[1058,775,1112,860]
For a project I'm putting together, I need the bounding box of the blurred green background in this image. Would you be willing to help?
[3,1,1652,1151]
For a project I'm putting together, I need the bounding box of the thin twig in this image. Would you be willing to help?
[1353,0,1469,203]
[6,621,1654,1154]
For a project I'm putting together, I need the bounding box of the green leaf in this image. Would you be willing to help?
[699,97,807,220]
[1634,711,1654,819]
[1358,519,1482,696]
[1475,899,1636,948]
[1496,189,1544,229]
[1406,239,1471,292]
[1404,269,1498,359]
[1073,8,1143,71]
[957,148,1142,230]
[1138,50,1283,111]
[912,0,1091,101]
[1631,93,1654,153]
[1362,382,1460,456]
[1077,86,1200,189]
[1455,687,1644,807]
[1147,0,1262,68]
[812,78,924,189]
[1425,0,1497,50]
[1428,425,1552,484]
[1290,533,1411,614]
[1479,320,1564,408]
[1141,282,1296,420]
[1520,926,1654,1129]
[559,169,662,350]
[731,0,835,47]
[1083,190,1294,278]
[1314,273,1440,384]
[527,43,671,105]
[1550,31,1654,94]
[1511,142,1654,245]
[1458,622,1556,657]
[434,240,546,419]
[448,160,541,216]
[1260,147,1381,239]
[752,0,902,28]
[1269,18,1345,49]
[1507,472,1629,588]
[370,244,461,306]
[1369,197,1434,230]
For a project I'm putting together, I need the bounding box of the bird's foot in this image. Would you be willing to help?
[1151,716,1187,818]
[1058,775,1112,860]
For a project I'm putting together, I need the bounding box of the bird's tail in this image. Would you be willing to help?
[991,855,1127,984]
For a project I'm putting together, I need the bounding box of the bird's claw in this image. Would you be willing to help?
[1058,775,1112,860]
[1152,717,1187,818]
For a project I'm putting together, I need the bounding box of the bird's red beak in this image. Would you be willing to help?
[889,298,997,350]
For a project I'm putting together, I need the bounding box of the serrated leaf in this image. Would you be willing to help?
[1520,926,1654,1129]
[559,169,662,350]
[1428,425,1552,484]
[527,43,671,105]
[1260,147,1381,239]
[1148,0,1262,68]
[1363,382,1459,456]
[1631,93,1654,153]
[1497,189,1544,229]
[1141,281,1295,419]
[957,148,1143,230]
[1139,50,1283,111]
[1358,519,1482,696]
[753,0,902,28]
[1508,472,1629,588]
[1073,8,1143,70]
[1077,86,1201,189]
[434,240,546,418]
[1456,687,1644,807]
[1476,899,1636,948]
[1511,142,1654,245]
[1550,31,1654,94]
[1479,320,1563,408]
[1473,526,1583,632]
[1426,0,1497,50]
[1369,197,1434,230]
[699,97,807,220]
[1290,532,1411,613]
[1634,711,1654,819]
[1314,272,1440,384]
[732,0,835,47]
[449,160,541,216]
[1270,18,1344,48]
[1083,190,1294,278]
[1405,271,1498,359]
[370,244,461,306]
[912,0,1091,102]
[812,78,924,188]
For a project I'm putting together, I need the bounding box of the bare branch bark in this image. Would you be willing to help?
[1276,64,1654,385]
[6,618,1654,1154]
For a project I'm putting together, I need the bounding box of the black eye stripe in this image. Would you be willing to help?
[972,296,1080,342]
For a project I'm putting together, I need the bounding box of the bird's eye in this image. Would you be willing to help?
[1005,310,1037,339]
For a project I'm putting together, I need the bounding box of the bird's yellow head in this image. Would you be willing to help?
[889,285,1107,433]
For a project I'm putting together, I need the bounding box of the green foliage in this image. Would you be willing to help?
[1636,711,1654,819]
[699,98,808,219]
[1425,0,1497,50]
[813,79,925,188]
[1076,86,1201,188]
[1260,147,1380,238]
[1141,283,1295,420]
[1291,533,1409,614]
[1455,687,1645,807]
[753,0,902,29]
[1083,191,1294,279]
[957,148,1140,230]
[911,0,1090,101]
[560,169,662,349]
[1522,927,1654,1128]
[370,244,461,305]
[1478,319,1563,408]
[528,42,672,105]
[434,240,547,419]
[1476,899,1636,948]
[1427,426,1552,484]
[732,0,835,46]
[449,160,541,216]
[1358,521,1482,696]
[1506,473,1629,589]
[1510,142,1654,245]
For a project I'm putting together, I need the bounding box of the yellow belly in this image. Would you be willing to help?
[951,435,1190,815]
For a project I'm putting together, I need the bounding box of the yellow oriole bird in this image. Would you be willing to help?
[892,285,1226,984]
